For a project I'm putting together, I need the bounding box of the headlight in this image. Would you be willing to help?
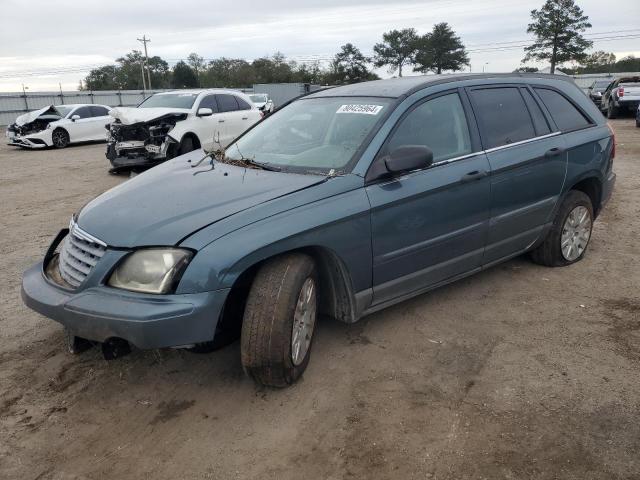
[108,248,193,294]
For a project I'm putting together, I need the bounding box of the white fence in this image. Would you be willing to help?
[0,90,171,126]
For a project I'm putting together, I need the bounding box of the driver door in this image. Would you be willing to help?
[365,91,491,306]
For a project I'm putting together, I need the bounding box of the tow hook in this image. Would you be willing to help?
[101,338,131,360]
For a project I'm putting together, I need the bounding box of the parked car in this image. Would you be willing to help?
[636,104,640,127]
[600,76,640,118]
[249,93,275,115]
[587,79,612,107]
[22,74,616,387]
[6,104,112,149]
[105,89,261,172]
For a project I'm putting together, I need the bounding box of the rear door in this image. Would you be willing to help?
[366,90,491,306]
[467,85,567,265]
[88,106,111,141]
[215,94,241,146]
[234,95,261,136]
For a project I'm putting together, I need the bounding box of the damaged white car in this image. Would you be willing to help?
[249,93,275,115]
[7,104,112,149]
[106,89,262,172]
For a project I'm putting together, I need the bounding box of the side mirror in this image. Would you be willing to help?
[71,114,80,121]
[384,145,433,174]
[197,107,213,117]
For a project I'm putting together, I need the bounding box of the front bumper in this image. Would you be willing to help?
[8,135,49,148]
[22,260,230,349]
[106,140,170,170]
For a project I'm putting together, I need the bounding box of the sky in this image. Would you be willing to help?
[1,0,639,92]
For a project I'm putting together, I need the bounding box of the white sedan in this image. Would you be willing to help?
[7,104,112,149]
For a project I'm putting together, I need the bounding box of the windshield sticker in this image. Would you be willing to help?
[336,104,384,115]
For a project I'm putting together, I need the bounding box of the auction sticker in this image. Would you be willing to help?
[337,104,384,115]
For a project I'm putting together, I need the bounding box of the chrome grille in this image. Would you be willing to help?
[58,220,107,288]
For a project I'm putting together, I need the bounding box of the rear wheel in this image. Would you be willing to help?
[241,253,318,387]
[530,190,594,267]
[51,128,69,148]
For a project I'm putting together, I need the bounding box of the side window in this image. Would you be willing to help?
[386,92,472,163]
[198,95,219,112]
[235,96,252,111]
[533,88,591,132]
[90,106,109,117]
[469,87,536,149]
[73,106,92,119]
[521,89,551,136]
[216,94,239,113]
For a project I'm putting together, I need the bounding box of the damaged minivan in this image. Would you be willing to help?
[22,74,615,387]
[106,89,262,172]
[7,104,112,149]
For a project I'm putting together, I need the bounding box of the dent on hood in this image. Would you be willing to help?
[109,107,190,125]
[15,105,61,126]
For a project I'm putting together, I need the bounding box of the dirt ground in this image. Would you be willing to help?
[0,119,638,480]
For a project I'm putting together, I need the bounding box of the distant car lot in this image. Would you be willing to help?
[0,118,638,479]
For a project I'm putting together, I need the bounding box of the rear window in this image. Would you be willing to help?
[470,87,536,149]
[533,88,591,132]
[216,94,239,112]
[521,89,551,136]
[236,96,253,111]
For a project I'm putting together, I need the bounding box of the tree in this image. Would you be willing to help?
[327,43,378,84]
[187,52,205,86]
[172,61,198,88]
[373,28,419,77]
[522,0,592,74]
[84,65,121,90]
[413,23,469,74]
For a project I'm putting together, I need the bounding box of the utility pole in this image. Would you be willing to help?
[137,35,152,90]
[140,60,147,91]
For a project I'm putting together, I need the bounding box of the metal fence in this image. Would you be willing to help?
[2,74,639,125]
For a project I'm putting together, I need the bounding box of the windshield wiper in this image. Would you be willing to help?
[237,157,281,171]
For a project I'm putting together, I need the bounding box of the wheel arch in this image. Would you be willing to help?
[219,245,359,334]
[180,131,201,149]
[568,176,602,217]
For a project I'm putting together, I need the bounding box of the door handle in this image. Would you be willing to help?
[242,116,248,120]
[460,170,488,183]
[218,119,225,123]
[544,147,566,158]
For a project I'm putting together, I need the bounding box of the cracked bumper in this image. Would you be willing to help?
[21,261,229,349]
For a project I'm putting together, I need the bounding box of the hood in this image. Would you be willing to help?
[109,107,191,125]
[77,150,327,248]
[15,105,61,126]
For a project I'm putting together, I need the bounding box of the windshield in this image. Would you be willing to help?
[138,93,198,109]
[55,106,72,117]
[226,97,392,173]
[593,81,611,89]
[250,94,268,103]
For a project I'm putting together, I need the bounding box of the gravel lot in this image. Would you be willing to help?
[1,120,639,480]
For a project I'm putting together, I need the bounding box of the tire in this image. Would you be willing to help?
[607,101,618,119]
[241,253,318,387]
[51,128,70,148]
[178,136,196,155]
[530,190,594,267]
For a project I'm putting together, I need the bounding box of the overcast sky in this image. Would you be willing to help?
[1,0,639,91]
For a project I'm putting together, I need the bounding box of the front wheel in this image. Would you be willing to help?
[51,128,70,148]
[530,190,594,267]
[241,253,318,387]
